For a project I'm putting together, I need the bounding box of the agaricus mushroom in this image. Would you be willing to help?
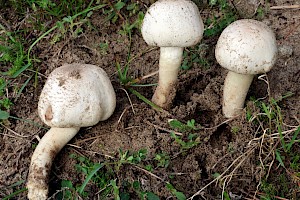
[27,63,116,200]
[215,19,277,118]
[141,0,204,109]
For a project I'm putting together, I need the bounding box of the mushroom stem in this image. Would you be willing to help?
[223,71,254,118]
[152,47,183,109]
[27,127,80,200]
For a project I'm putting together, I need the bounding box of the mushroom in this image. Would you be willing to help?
[141,0,204,109]
[215,19,277,118]
[27,63,116,200]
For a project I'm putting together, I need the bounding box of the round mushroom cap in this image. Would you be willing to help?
[38,63,116,128]
[215,19,278,74]
[141,0,204,47]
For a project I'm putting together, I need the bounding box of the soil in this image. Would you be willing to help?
[0,0,300,200]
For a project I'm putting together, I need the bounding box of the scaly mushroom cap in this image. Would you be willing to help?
[215,19,277,74]
[141,0,204,47]
[38,63,116,127]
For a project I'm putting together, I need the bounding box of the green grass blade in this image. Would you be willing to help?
[261,102,271,120]
[116,62,127,84]
[0,80,10,94]
[8,115,48,129]
[15,74,33,100]
[2,188,27,200]
[77,163,104,194]
[286,126,300,151]
[27,3,107,62]
[110,179,120,200]
[10,63,31,78]
[7,180,26,188]
[277,124,287,152]
[275,149,285,168]
[27,25,58,61]
[127,88,162,112]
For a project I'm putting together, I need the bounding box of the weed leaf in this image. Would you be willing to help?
[146,192,160,200]
[78,163,104,194]
[61,180,73,188]
[0,110,9,119]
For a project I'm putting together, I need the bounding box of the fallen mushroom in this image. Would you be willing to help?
[215,19,277,118]
[141,0,204,109]
[27,63,116,200]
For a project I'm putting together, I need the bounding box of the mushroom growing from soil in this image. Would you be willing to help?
[27,63,116,200]
[215,19,277,118]
[141,0,204,109]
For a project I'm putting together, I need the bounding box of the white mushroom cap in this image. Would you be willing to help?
[141,0,204,47]
[215,19,277,74]
[38,63,116,128]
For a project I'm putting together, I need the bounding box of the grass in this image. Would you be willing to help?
[204,0,237,37]
[246,93,300,199]
[52,119,204,199]
[1,180,27,200]
[0,0,107,120]
[111,2,165,112]
[55,149,163,199]
[168,119,201,154]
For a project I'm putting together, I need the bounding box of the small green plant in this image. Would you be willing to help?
[98,41,109,55]
[0,98,13,110]
[166,182,186,200]
[60,149,164,199]
[103,0,126,23]
[256,5,265,19]
[27,0,88,19]
[117,148,148,170]
[170,131,200,151]
[0,31,27,77]
[230,126,240,134]
[168,119,200,152]
[154,152,170,168]
[132,181,160,200]
[180,44,210,70]
[259,179,278,200]
[169,119,199,132]
[204,0,236,37]
[119,11,144,36]
[57,154,112,199]
[248,93,299,199]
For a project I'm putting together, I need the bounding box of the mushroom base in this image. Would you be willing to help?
[27,127,79,200]
[152,81,177,110]
[151,47,183,109]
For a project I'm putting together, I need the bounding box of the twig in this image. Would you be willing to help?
[202,117,237,130]
[188,147,255,199]
[119,88,135,114]
[106,0,125,21]
[128,70,159,85]
[133,165,164,181]
[270,5,300,10]
[145,120,183,136]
